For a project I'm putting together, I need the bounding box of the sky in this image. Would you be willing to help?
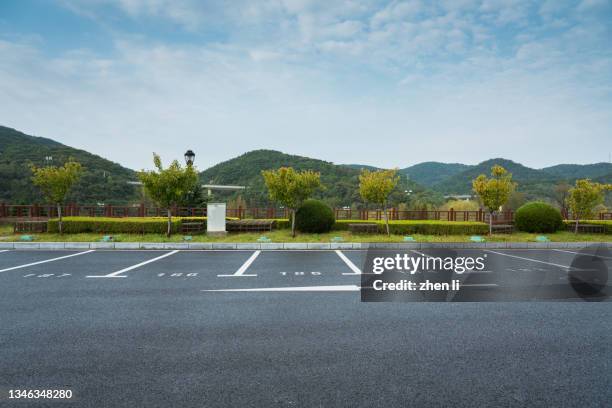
[0,0,611,171]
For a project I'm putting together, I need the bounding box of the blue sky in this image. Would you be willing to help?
[0,0,611,171]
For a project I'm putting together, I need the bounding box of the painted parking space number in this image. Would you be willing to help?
[23,273,71,278]
[279,271,322,276]
[157,272,199,278]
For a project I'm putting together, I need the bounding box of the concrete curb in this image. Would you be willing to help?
[1,241,610,250]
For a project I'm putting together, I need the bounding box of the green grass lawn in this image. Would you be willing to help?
[0,224,609,243]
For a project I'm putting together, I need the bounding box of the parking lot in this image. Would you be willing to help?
[0,248,611,407]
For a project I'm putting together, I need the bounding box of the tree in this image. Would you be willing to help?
[30,159,83,234]
[553,181,571,218]
[567,179,612,233]
[472,165,515,235]
[359,168,399,235]
[181,182,207,208]
[138,153,198,237]
[261,167,321,237]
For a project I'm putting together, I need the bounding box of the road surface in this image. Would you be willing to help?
[0,249,610,407]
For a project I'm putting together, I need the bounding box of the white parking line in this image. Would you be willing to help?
[0,250,95,273]
[86,250,179,278]
[218,250,261,277]
[203,284,361,292]
[336,250,362,275]
[552,249,612,260]
[485,250,571,269]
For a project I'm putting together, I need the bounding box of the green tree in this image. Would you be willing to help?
[181,183,207,208]
[472,165,515,235]
[138,153,198,236]
[567,179,612,233]
[554,181,571,217]
[261,167,322,237]
[30,159,83,234]
[359,168,400,235]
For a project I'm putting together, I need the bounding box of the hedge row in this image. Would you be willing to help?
[48,216,207,234]
[272,219,488,235]
[47,217,490,235]
[334,220,489,235]
[563,220,612,234]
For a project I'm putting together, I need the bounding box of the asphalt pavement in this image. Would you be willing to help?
[0,248,610,407]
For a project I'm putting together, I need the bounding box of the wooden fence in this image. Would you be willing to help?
[0,203,610,223]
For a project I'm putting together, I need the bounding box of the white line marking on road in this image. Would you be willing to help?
[86,250,179,278]
[217,250,261,277]
[203,284,361,292]
[0,250,9,253]
[336,250,362,275]
[552,249,612,260]
[485,250,571,269]
[0,250,95,273]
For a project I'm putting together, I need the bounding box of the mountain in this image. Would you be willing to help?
[342,164,380,171]
[0,126,138,204]
[2,125,609,207]
[542,163,612,182]
[199,149,421,207]
[400,162,472,187]
[433,158,561,198]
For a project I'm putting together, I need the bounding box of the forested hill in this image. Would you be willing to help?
[0,126,137,204]
[199,149,421,207]
[432,158,560,198]
[542,163,612,181]
[431,158,612,198]
[2,125,609,206]
[400,162,471,187]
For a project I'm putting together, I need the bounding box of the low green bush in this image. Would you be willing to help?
[48,217,182,234]
[515,202,563,233]
[295,200,335,233]
[48,216,218,234]
[333,220,488,235]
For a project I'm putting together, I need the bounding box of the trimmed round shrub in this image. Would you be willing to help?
[295,200,335,233]
[515,202,563,233]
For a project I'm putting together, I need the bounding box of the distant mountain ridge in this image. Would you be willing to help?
[400,162,472,187]
[541,163,612,180]
[200,149,421,207]
[1,125,610,205]
[0,125,137,204]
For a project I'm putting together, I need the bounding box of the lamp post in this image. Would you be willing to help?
[184,150,195,166]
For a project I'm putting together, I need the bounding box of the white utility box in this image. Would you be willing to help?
[207,203,226,235]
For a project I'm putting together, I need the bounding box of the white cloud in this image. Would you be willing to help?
[1,1,611,169]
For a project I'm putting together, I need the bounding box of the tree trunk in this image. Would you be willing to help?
[167,209,172,237]
[383,202,390,236]
[574,218,579,234]
[489,211,493,235]
[291,209,296,238]
[57,203,63,235]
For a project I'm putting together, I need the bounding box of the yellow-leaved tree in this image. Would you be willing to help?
[567,179,612,233]
[359,168,399,236]
[472,165,515,235]
[30,159,83,235]
[262,167,322,237]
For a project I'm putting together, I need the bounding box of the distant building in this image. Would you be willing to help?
[444,194,473,200]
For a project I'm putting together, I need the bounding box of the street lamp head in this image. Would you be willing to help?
[184,150,195,166]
